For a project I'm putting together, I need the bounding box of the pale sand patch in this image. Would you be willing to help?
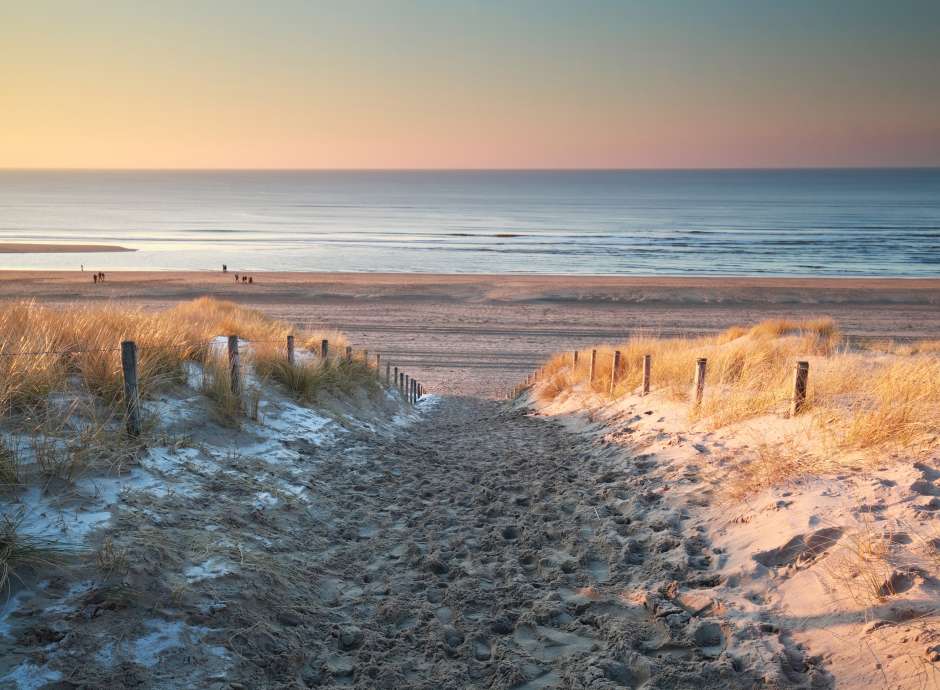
[0,243,133,253]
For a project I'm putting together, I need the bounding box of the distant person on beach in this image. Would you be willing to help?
[81,264,84,272]
[93,274,97,284]
[249,276,253,284]
[222,264,227,272]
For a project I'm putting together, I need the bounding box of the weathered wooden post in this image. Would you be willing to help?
[791,361,809,416]
[692,357,707,406]
[345,345,352,361]
[286,335,295,365]
[121,340,141,437]
[362,349,368,366]
[589,349,597,384]
[228,335,241,400]
[573,351,579,367]
[411,379,416,403]
[386,362,391,385]
[393,366,398,387]
[609,350,621,394]
[642,354,651,395]
[375,353,381,372]
[321,339,329,359]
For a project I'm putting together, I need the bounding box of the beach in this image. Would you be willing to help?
[2,270,938,396]
[0,243,133,253]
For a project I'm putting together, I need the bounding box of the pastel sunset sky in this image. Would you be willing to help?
[2,0,939,169]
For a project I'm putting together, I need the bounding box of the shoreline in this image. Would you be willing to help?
[0,267,937,284]
[0,243,134,253]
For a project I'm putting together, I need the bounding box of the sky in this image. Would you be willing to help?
[1,0,939,169]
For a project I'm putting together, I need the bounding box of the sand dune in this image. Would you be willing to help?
[0,243,133,253]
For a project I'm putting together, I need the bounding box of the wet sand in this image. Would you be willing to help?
[0,243,134,253]
[2,270,938,396]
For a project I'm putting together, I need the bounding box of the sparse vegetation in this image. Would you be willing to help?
[534,317,940,457]
[0,512,73,593]
[252,342,380,403]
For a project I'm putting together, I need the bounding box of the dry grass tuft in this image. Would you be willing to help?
[303,330,350,357]
[0,511,74,593]
[253,342,380,403]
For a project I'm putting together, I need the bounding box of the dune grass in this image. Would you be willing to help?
[534,317,940,458]
[252,341,380,403]
[0,297,377,417]
[0,512,75,594]
[0,296,390,448]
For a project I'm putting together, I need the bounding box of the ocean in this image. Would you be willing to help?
[0,169,937,276]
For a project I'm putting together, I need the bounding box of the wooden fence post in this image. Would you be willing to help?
[286,335,295,365]
[791,361,809,416]
[362,349,368,366]
[573,351,578,367]
[411,379,416,403]
[692,358,707,406]
[609,350,621,394]
[642,354,651,395]
[345,345,352,361]
[386,363,391,385]
[321,339,329,359]
[228,335,241,401]
[121,340,141,437]
[375,353,381,372]
[393,366,398,387]
[589,349,597,384]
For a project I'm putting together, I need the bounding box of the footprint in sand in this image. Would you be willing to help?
[752,527,843,569]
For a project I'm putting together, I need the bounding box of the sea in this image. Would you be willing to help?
[0,169,937,276]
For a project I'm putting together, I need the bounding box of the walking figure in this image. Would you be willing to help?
[248,276,253,284]
[234,273,239,283]
[222,264,227,272]
[93,274,97,284]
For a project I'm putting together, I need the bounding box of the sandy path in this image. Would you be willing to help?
[220,396,818,688]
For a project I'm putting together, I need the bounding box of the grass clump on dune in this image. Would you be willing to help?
[0,296,387,437]
[534,317,940,456]
[252,342,380,403]
[0,298,283,416]
[0,512,75,593]
[0,297,376,416]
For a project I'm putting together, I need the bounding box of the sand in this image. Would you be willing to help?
[0,243,133,253]
[0,367,815,688]
[1,270,938,397]
[534,381,940,688]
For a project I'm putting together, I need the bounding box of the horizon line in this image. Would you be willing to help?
[2,165,940,173]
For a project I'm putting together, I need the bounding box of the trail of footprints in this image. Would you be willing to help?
[301,397,824,689]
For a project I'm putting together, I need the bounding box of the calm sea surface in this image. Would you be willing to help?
[0,169,937,276]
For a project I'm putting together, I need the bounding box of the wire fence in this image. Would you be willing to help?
[505,348,810,418]
[1,333,427,436]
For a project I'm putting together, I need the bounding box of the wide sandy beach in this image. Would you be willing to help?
[2,270,938,396]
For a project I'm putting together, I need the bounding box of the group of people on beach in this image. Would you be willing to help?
[91,271,106,283]
[222,265,254,284]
